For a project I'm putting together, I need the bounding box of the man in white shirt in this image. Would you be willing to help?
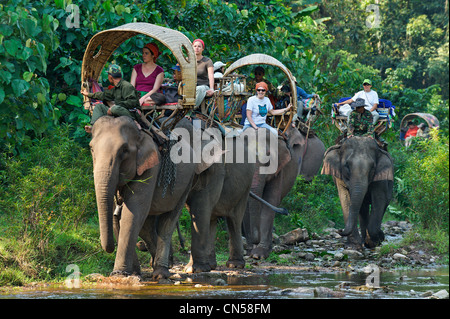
[334,79,379,124]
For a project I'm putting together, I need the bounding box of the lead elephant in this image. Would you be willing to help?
[243,124,326,259]
[90,116,215,279]
[321,136,394,249]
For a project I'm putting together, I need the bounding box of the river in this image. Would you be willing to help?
[1,266,448,299]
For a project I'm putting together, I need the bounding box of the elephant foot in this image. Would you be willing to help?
[250,246,271,260]
[226,258,245,269]
[184,262,211,274]
[364,230,385,248]
[152,266,171,280]
[110,269,141,277]
[344,238,363,251]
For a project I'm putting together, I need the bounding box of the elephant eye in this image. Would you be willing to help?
[343,163,351,179]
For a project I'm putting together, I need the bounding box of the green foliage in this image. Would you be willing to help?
[391,131,449,232]
[279,174,343,234]
[0,126,109,284]
[0,2,59,149]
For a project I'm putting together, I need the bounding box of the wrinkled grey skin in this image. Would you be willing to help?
[243,125,326,259]
[175,118,257,273]
[90,116,198,279]
[321,136,394,249]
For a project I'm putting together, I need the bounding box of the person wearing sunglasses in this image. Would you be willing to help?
[333,79,379,124]
[243,82,291,135]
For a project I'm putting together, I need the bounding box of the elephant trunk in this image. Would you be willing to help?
[94,170,118,253]
[340,181,368,237]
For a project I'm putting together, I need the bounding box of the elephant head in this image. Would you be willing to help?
[321,136,393,239]
[89,116,159,253]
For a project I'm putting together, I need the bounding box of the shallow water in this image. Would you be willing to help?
[2,267,448,299]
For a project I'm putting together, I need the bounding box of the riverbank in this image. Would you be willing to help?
[2,220,447,299]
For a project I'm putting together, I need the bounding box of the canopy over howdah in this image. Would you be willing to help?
[400,113,440,129]
[81,22,196,107]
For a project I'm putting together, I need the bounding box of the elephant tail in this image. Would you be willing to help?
[249,191,288,215]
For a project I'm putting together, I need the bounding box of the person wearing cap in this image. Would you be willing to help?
[130,43,164,106]
[243,82,291,136]
[193,39,214,107]
[171,63,182,83]
[213,61,226,79]
[334,79,380,124]
[347,98,374,137]
[81,63,141,132]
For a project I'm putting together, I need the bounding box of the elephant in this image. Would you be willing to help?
[243,124,326,259]
[321,136,394,249]
[89,115,215,279]
[173,117,258,273]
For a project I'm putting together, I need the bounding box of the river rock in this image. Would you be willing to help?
[279,228,309,245]
[334,252,345,261]
[393,253,408,261]
[314,287,345,298]
[304,253,315,261]
[342,249,364,259]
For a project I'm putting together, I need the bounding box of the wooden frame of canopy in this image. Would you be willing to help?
[81,22,197,130]
[400,113,440,130]
[222,53,298,133]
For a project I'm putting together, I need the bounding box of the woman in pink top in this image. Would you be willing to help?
[130,43,165,105]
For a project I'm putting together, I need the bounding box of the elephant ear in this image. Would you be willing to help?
[374,149,394,181]
[136,132,159,176]
[321,145,342,179]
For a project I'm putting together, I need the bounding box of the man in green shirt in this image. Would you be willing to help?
[347,98,374,137]
[81,64,141,133]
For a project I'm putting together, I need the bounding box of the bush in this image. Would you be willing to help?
[0,126,109,283]
[279,174,343,234]
[392,130,449,232]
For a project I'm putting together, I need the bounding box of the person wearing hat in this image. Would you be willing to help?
[130,43,164,106]
[171,63,182,83]
[193,39,214,107]
[334,79,380,124]
[347,98,374,137]
[81,63,141,133]
[213,61,226,79]
[243,82,291,136]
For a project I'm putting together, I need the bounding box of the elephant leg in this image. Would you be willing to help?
[185,203,213,273]
[250,180,281,260]
[225,196,247,268]
[151,205,184,280]
[366,181,392,248]
[250,206,275,260]
[208,216,218,270]
[139,215,158,264]
[112,202,148,276]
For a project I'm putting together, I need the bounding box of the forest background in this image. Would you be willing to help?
[0,0,448,285]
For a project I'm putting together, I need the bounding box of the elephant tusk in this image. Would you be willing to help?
[249,191,289,215]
